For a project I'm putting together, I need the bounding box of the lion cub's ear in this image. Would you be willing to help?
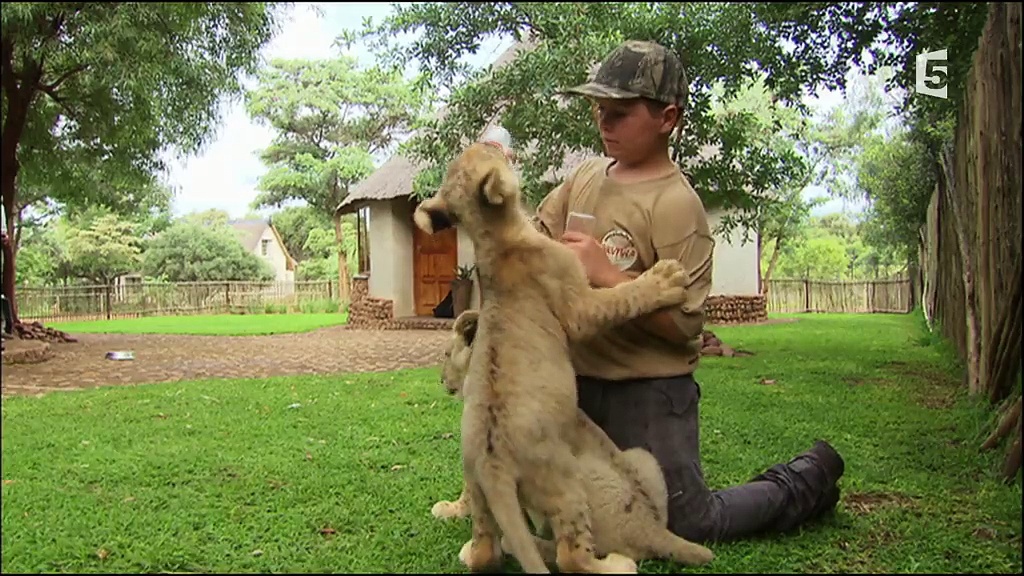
[478,160,517,206]
[453,310,480,345]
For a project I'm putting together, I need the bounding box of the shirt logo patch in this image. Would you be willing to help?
[601,229,638,271]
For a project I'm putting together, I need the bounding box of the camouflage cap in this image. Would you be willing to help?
[562,40,689,108]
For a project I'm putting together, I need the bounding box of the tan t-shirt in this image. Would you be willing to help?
[533,157,715,381]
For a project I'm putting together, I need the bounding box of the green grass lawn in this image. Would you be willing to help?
[2,313,1021,574]
[47,312,349,336]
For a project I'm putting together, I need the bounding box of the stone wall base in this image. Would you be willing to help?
[705,294,768,325]
[347,275,455,331]
[349,274,767,330]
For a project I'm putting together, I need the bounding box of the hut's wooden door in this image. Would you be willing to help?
[412,224,458,316]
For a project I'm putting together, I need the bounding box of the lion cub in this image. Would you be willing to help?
[413,142,692,574]
[433,310,716,570]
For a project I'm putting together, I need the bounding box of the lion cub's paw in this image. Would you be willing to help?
[458,537,503,572]
[641,259,688,307]
[431,499,469,519]
[689,544,715,566]
[595,552,639,574]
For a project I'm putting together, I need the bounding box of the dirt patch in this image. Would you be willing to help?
[1,326,451,398]
[844,375,897,388]
[844,491,919,516]
[919,391,958,409]
[882,360,960,388]
[878,360,963,409]
[1,337,54,365]
[972,526,998,540]
[865,526,900,547]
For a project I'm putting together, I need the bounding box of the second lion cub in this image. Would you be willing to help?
[433,310,716,570]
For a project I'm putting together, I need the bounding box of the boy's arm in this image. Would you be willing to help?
[530,181,571,239]
[532,157,604,238]
[600,231,713,345]
[651,231,714,343]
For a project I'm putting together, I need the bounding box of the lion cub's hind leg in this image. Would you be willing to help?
[618,450,715,567]
[641,529,715,567]
[500,532,559,569]
[519,455,639,574]
[472,462,551,574]
[458,479,505,573]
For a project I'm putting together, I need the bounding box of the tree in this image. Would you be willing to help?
[746,3,989,128]
[12,193,175,286]
[854,129,936,266]
[244,55,428,302]
[363,3,815,225]
[141,219,275,283]
[1,2,287,324]
[708,73,834,293]
[181,208,233,229]
[12,219,64,286]
[296,223,358,281]
[776,234,851,280]
[62,213,142,285]
[364,1,1018,478]
[268,205,333,262]
[358,2,988,207]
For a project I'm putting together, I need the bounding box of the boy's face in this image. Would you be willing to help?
[593,97,679,164]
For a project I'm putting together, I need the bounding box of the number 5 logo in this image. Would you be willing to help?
[916,49,949,99]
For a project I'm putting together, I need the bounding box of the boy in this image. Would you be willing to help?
[530,40,845,543]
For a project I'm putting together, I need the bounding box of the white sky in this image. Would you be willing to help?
[163,2,863,220]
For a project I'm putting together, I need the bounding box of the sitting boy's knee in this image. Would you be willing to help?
[667,492,721,543]
[668,512,718,544]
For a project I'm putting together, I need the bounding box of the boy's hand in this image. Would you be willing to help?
[561,230,623,288]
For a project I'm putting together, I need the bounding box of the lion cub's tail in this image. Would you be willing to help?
[476,469,550,573]
[646,527,715,567]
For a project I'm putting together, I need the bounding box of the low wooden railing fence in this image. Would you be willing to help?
[765,277,913,314]
[16,279,341,323]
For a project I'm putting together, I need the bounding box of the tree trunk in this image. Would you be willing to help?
[1,38,41,327]
[760,235,784,298]
[332,212,351,304]
[1,134,22,326]
[976,141,993,401]
[918,227,934,329]
[941,149,982,395]
[985,261,1022,404]
[756,233,763,295]
[1,194,16,325]
[981,396,1022,450]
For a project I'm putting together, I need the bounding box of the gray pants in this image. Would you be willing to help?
[577,374,840,543]
[1,294,12,335]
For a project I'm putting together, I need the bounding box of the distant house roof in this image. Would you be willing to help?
[228,219,268,252]
[227,218,297,271]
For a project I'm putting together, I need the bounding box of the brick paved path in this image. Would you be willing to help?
[1,326,450,397]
